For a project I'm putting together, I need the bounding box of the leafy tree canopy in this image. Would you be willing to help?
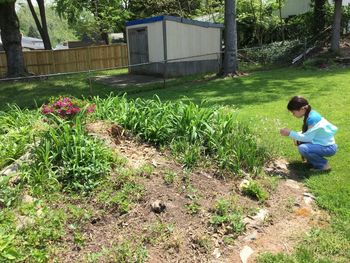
[17,3,77,47]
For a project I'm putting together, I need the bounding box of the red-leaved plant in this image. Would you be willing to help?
[41,97,95,120]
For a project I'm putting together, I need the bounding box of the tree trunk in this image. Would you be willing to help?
[278,0,285,42]
[27,0,52,50]
[313,0,326,36]
[0,1,28,77]
[37,0,52,49]
[222,0,238,75]
[101,31,109,45]
[331,0,342,53]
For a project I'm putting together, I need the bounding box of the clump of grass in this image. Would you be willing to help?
[86,240,148,263]
[0,105,42,169]
[142,220,174,245]
[241,180,269,202]
[163,170,177,185]
[95,169,145,214]
[185,202,201,215]
[93,95,270,175]
[28,114,115,193]
[209,198,245,236]
[191,233,212,253]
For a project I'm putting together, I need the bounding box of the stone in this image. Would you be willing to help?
[16,215,35,230]
[303,192,316,199]
[240,245,254,263]
[243,230,258,242]
[212,248,221,259]
[285,179,300,189]
[22,194,36,204]
[150,200,166,213]
[9,175,21,186]
[239,179,250,191]
[1,163,20,176]
[252,208,269,223]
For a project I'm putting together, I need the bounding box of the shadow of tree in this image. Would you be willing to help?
[1,67,349,111]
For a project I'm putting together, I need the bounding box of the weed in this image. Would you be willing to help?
[241,180,269,202]
[73,230,86,247]
[191,233,212,253]
[136,163,154,178]
[163,170,177,185]
[31,116,115,192]
[209,198,245,236]
[286,197,296,213]
[96,181,144,214]
[185,202,201,215]
[0,105,42,169]
[142,220,174,245]
[86,241,148,263]
[0,231,22,261]
[164,229,183,253]
[0,176,21,208]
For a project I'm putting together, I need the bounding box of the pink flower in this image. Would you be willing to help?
[87,104,96,113]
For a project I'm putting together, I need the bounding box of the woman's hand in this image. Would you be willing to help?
[280,128,291,136]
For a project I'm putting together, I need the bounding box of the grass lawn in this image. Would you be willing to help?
[129,66,350,262]
[1,66,349,262]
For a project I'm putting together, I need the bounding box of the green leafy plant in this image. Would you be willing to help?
[32,115,114,192]
[163,170,177,185]
[93,95,269,175]
[241,180,269,202]
[0,232,22,261]
[0,105,42,169]
[185,202,201,215]
[209,198,245,236]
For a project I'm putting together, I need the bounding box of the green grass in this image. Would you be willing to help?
[127,66,350,262]
[1,66,350,262]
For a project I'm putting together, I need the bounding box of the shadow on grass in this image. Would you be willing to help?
[128,67,350,109]
[287,160,332,182]
[1,66,350,111]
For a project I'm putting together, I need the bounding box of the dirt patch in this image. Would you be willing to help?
[54,121,329,263]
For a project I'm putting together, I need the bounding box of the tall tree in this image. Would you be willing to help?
[27,0,52,49]
[331,0,342,52]
[222,0,238,75]
[55,0,128,44]
[0,0,28,77]
[313,0,327,36]
[128,0,201,19]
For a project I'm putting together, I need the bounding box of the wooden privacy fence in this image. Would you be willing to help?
[0,44,128,76]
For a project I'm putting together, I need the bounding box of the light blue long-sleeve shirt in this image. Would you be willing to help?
[289,118,338,146]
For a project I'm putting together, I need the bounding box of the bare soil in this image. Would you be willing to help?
[52,121,329,263]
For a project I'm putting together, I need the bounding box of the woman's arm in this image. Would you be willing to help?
[288,128,317,142]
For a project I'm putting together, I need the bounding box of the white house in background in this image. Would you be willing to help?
[280,0,350,18]
[0,35,44,51]
[21,36,44,50]
[125,15,223,77]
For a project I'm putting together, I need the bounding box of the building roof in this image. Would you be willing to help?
[0,35,44,50]
[126,15,224,29]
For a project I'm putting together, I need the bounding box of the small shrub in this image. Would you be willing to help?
[209,198,245,236]
[241,180,269,202]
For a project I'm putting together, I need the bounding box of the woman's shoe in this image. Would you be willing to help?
[310,163,331,172]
